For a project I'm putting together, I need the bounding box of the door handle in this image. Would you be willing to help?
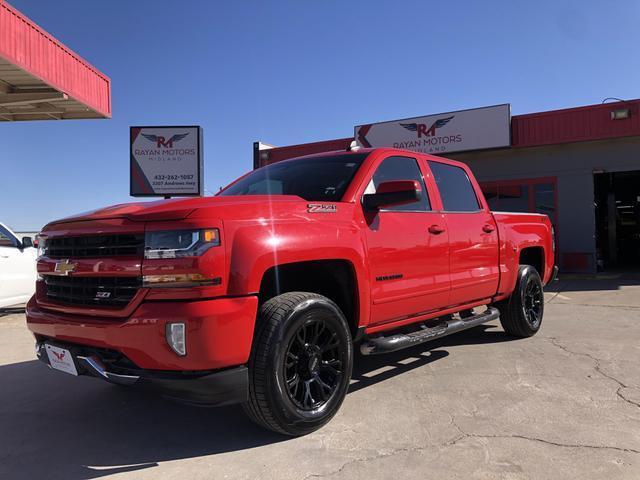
[482,224,496,233]
[428,224,446,235]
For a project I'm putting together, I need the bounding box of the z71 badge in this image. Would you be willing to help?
[307,203,337,213]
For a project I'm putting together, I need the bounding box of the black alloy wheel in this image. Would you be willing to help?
[523,275,543,329]
[243,292,353,436]
[283,317,344,411]
[494,265,544,338]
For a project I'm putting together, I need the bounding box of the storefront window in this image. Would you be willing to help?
[480,178,557,227]
[499,185,528,212]
[534,183,555,219]
[481,183,530,213]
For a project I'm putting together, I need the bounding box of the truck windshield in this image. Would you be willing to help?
[219,153,368,201]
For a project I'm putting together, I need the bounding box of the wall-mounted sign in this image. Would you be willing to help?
[355,104,510,155]
[130,126,203,197]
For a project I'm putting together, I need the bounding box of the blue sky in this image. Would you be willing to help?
[3,0,640,230]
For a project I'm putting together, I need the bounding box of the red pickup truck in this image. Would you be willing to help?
[27,147,556,435]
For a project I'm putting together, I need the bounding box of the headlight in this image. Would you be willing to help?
[144,229,220,259]
[36,234,47,259]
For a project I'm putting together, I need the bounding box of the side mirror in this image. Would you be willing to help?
[362,180,422,211]
[21,237,33,249]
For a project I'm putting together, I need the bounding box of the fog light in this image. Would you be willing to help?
[166,323,186,356]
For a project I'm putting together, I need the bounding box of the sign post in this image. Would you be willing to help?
[355,104,510,155]
[130,126,203,197]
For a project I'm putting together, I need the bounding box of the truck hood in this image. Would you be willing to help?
[46,195,309,225]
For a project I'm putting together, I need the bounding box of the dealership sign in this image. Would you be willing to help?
[355,104,511,155]
[130,126,203,197]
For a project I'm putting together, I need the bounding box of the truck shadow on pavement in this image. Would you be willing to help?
[0,306,25,318]
[545,274,640,293]
[0,324,513,480]
[350,324,513,393]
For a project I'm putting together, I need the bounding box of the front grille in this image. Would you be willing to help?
[47,234,144,258]
[44,276,141,308]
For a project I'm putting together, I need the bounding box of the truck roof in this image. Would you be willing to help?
[265,147,471,171]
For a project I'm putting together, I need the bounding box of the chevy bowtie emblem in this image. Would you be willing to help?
[53,259,77,276]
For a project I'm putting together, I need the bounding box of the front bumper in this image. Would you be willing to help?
[35,341,248,406]
[26,295,259,371]
[27,294,259,406]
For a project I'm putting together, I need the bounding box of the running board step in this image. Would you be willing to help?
[360,307,500,355]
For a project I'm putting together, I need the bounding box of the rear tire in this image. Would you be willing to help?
[243,292,353,436]
[494,265,544,337]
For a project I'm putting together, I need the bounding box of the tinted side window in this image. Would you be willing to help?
[428,161,480,212]
[366,156,430,211]
[0,225,17,247]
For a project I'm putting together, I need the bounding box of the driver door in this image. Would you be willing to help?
[361,155,451,326]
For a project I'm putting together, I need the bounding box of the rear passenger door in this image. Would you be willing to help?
[362,155,450,325]
[428,161,500,305]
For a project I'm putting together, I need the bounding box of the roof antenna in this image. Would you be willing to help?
[347,140,361,151]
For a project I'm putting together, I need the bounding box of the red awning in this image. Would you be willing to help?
[0,1,111,121]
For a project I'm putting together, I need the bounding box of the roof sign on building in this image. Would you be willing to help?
[355,104,511,155]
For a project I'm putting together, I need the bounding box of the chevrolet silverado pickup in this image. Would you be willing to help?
[27,147,557,435]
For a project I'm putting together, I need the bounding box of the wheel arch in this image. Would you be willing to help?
[519,246,545,277]
[257,259,362,337]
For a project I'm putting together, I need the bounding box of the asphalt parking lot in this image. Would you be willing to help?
[1,276,639,480]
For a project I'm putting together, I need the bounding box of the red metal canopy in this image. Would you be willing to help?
[0,1,111,121]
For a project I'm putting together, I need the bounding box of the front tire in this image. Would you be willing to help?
[495,265,544,337]
[243,292,353,436]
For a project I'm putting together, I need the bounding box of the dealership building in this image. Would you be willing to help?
[255,101,640,273]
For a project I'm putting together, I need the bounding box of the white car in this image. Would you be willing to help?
[0,223,38,308]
